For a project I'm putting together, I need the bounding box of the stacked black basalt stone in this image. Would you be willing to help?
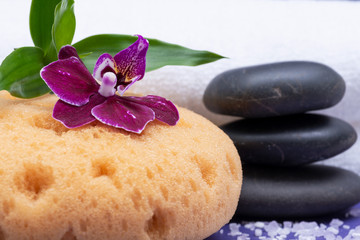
[203,61,360,219]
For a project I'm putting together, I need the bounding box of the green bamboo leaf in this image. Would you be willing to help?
[73,34,225,72]
[0,47,50,98]
[29,0,61,52]
[52,0,76,52]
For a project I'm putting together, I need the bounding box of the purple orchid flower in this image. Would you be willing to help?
[40,35,179,134]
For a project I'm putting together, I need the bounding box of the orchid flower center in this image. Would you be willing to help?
[98,72,117,97]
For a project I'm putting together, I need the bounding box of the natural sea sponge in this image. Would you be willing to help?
[0,91,242,240]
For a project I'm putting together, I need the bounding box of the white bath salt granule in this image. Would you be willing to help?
[283,221,293,229]
[327,226,340,235]
[228,223,242,236]
[298,234,317,240]
[244,223,255,231]
[292,221,304,233]
[299,235,316,240]
[219,229,224,234]
[278,226,291,236]
[275,235,286,240]
[321,223,328,230]
[352,229,360,238]
[343,225,350,230]
[264,220,281,237]
[236,235,250,240]
[254,228,263,237]
[293,221,320,237]
[353,226,360,235]
[330,219,344,228]
[281,234,289,239]
[255,221,265,228]
[323,231,336,240]
[311,228,325,238]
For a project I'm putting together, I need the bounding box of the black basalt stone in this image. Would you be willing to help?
[203,61,346,118]
[221,114,357,166]
[233,165,360,219]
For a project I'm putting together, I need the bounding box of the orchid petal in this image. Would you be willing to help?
[40,57,100,106]
[117,76,140,95]
[113,35,148,83]
[58,45,81,60]
[126,95,179,126]
[91,96,155,133]
[93,53,116,81]
[53,93,106,128]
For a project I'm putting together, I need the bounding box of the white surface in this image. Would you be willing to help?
[0,0,359,174]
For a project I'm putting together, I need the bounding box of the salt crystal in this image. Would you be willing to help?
[312,227,326,238]
[228,223,242,236]
[320,224,328,230]
[305,221,319,229]
[299,235,315,240]
[343,225,350,230]
[283,221,293,229]
[219,229,224,234]
[327,226,339,235]
[264,221,281,237]
[353,232,360,237]
[255,221,265,228]
[277,235,288,240]
[293,221,315,232]
[237,235,250,240]
[330,219,344,228]
[353,227,360,238]
[244,223,255,231]
[255,229,263,237]
[324,231,336,240]
[293,221,319,237]
[278,227,291,236]
[292,222,300,232]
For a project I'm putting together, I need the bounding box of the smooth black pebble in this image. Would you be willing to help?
[203,61,345,118]
[221,114,357,166]
[233,165,360,219]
